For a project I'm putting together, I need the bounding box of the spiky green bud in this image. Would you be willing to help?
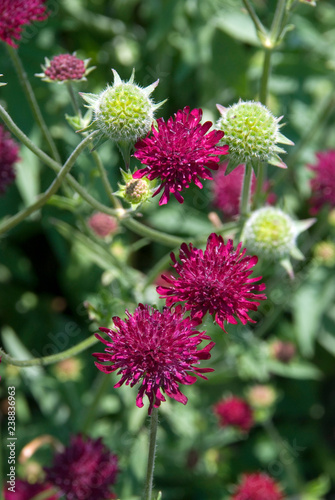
[216,100,294,174]
[80,69,165,145]
[241,207,315,277]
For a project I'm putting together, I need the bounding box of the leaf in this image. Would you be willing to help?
[15,131,41,208]
[214,11,261,46]
[266,360,322,380]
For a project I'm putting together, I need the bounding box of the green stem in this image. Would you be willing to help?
[253,161,265,210]
[270,0,287,44]
[0,132,98,235]
[239,163,253,218]
[7,45,61,164]
[91,149,122,209]
[66,81,81,117]
[122,218,184,247]
[242,0,267,36]
[144,408,159,500]
[0,334,99,367]
[259,49,272,105]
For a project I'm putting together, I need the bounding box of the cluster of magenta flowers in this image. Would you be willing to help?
[94,233,266,414]
[0,124,20,195]
[0,0,48,48]
[308,149,335,214]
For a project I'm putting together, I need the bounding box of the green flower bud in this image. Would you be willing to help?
[241,207,315,277]
[114,169,156,208]
[80,69,165,145]
[216,100,294,173]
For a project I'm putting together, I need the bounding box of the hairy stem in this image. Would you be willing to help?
[0,335,99,367]
[0,131,98,235]
[144,408,159,500]
[7,45,61,163]
[239,163,253,218]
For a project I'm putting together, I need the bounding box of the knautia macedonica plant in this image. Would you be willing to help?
[216,100,294,173]
[241,207,315,277]
[80,69,165,165]
[36,53,95,83]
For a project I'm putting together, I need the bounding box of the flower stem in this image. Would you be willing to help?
[242,0,267,36]
[81,374,111,433]
[259,49,272,105]
[0,131,98,235]
[0,334,99,367]
[91,148,123,209]
[122,217,184,247]
[7,45,61,164]
[66,81,82,117]
[270,0,287,44]
[144,408,159,500]
[239,163,253,218]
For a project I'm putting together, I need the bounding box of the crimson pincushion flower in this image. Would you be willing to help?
[213,396,254,432]
[88,212,118,238]
[308,150,335,214]
[0,0,48,48]
[0,124,19,195]
[133,106,229,205]
[231,472,284,500]
[157,233,266,332]
[36,53,95,83]
[93,303,215,414]
[3,479,58,500]
[44,434,119,500]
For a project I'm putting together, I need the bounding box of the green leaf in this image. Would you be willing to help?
[266,360,323,380]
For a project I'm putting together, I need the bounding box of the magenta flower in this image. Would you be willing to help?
[44,435,119,500]
[93,304,215,414]
[0,0,48,48]
[88,212,118,238]
[231,472,284,500]
[0,125,19,195]
[3,480,58,500]
[213,396,254,432]
[308,150,335,214]
[133,106,228,205]
[44,54,86,81]
[157,233,266,332]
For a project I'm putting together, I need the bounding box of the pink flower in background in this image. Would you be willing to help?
[231,472,284,500]
[44,54,86,82]
[45,435,119,500]
[212,163,276,219]
[0,0,49,47]
[93,304,215,414]
[0,125,19,195]
[88,213,118,238]
[308,150,335,214]
[3,479,58,500]
[157,233,266,332]
[133,107,228,205]
[213,396,254,432]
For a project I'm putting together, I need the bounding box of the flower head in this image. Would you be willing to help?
[0,0,49,48]
[313,240,335,267]
[133,107,228,205]
[216,101,293,173]
[45,434,119,500]
[36,53,95,83]
[0,125,19,195]
[3,479,58,500]
[241,207,315,277]
[157,233,266,332]
[88,212,118,238]
[80,69,164,147]
[247,385,277,408]
[308,150,335,214]
[93,304,215,414]
[213,396,254,432]
[231,472,284,500]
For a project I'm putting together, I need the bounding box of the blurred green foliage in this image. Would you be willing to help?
[1,0,335,499]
